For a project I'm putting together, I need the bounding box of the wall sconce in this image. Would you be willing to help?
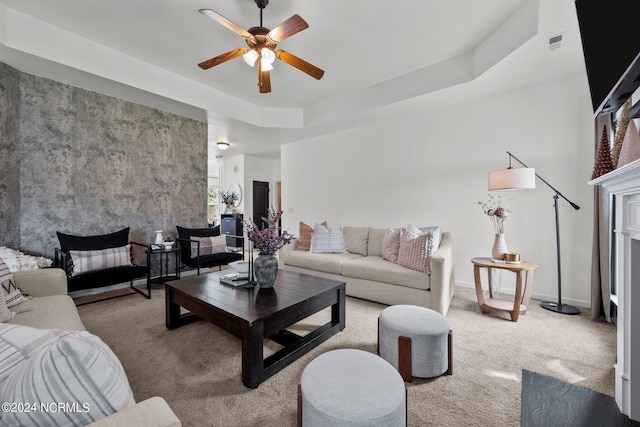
[217,141,230,150]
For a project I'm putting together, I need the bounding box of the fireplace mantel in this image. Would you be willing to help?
[589,158,640,421]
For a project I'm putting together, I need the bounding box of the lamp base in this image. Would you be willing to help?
[540,301,580,315]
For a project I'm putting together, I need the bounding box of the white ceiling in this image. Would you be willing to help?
[0,0,587,160]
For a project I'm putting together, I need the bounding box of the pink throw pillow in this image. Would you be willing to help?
[381,228,401,263]
[396,228,433,274]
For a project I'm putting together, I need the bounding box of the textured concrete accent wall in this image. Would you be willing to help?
[15,69,207,264]
[0,63,21,248]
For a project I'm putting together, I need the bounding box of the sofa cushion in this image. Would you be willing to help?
[57,227,130,251]
[281,250,362,275]
[0,323,135,426]
[343,226,369,256]
[341,256,431,290]
[190,235,227,258]
[69,244,132,276]
[1,258,26,307]
[311,223,347,253]
[381,228,401,263]
[397,228,433,274]
[0,288,11,323]
[7,295,86,331]
[367,228,388,257]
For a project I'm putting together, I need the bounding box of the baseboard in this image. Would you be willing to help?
[456,281,591,309]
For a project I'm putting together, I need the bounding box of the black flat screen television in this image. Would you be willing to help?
[574,0,640,114]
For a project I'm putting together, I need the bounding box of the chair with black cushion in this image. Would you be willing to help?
[176,225,244,275]
[54,227,150,301]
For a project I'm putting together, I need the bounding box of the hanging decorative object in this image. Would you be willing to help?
[592,126,615,179]
[611,98,632,167]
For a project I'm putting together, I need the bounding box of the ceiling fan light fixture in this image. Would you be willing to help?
[260,48,275,70]
[243,49,259,67]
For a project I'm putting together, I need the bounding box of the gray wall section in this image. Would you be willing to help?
[0,63,21,248]
[1,63,207,267]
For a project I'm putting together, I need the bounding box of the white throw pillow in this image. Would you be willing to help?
[0,258,25,307]
[310,223,347,253]
[408,224,442,251]
[69,244,132,276]
[0,323,135,426]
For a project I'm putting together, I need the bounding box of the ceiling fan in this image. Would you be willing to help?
[198,0,325,93]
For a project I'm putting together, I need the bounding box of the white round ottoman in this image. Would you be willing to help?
[378,305,452,382]
[299,349,406,427]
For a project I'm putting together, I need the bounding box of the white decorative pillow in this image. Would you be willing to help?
[310,223,347,253]
[0,247,53,271]
[396,228,433,274]
[0,323,135,426]
[190,235,227,258]
[0,258,25,307]
[0,290,11,323]
[408,224,442,252]
[69,244,132,276]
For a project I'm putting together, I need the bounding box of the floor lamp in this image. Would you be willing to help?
[488,151,581,315]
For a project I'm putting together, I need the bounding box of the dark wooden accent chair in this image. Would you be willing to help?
[54,227,150,301]
[176,225,243,275]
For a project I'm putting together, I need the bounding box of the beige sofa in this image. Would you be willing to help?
[278,227,456,315]
[5,268,180,427]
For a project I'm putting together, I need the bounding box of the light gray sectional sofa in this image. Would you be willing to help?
[3,268,180,427]
[278,227,456,315]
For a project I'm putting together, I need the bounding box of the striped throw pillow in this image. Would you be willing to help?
[190,235,227,258]
[69,244,132,276]
[0,258,25,307]
[0,290,11,323]
[0,323,135,426]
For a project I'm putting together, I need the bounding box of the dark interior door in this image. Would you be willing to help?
[253,181,270,229]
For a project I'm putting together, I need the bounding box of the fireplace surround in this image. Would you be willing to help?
[589,158,640,421]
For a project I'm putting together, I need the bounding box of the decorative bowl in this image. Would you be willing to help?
[162,242,174,249]
[229,260,250,274]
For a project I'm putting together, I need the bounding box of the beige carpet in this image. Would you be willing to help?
[77,285,616,427]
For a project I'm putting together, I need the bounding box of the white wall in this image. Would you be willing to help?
[281,73,595,307]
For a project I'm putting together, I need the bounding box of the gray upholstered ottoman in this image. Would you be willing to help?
[378,305,452,382]
[299,349,406,427]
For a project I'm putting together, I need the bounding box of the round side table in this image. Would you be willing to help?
[471,257,539,322]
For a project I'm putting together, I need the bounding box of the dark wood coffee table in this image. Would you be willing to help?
[165,269,346,388]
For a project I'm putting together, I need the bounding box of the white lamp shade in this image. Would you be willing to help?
[488,168,536,191]
[243,49,258,67]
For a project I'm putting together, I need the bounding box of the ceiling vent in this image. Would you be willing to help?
[547,33,563,51]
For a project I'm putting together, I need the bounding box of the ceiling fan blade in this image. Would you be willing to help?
[268,14,308,43]
[275,50,324,80]
[257,61,272,93]
[198,48,248,70]
[199,9,252,39]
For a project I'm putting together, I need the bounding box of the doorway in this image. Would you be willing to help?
[253,180,270,229]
